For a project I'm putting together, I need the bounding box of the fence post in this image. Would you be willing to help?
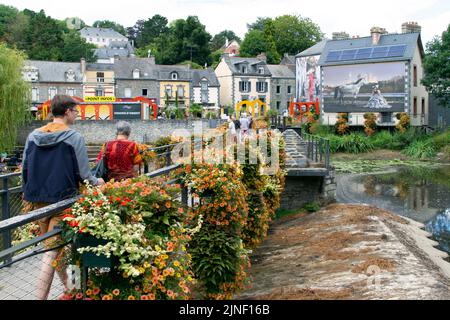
[1,177,12,264]
[181,185,188,208]
[165,146,171,167]
[325,140,330,169]
[319,139,323,162]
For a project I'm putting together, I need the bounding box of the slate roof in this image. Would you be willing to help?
[80,27,127,40]
[114,57,157,80]
[266,65,295,79]
[296,40,328,57]
[23,60,82,83]
[280,54,296,65]
[94,42,135,60]
[86,63,114,71]
[318,32,423,66]
[191,68,220,86]
[156,65,192,81]
[224,56,271,76]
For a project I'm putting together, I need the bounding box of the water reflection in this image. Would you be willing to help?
[339,165,450,254]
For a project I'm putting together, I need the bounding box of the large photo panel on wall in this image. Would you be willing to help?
[322,62,406,112]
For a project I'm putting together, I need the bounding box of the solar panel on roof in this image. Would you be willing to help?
[355,48,372,60]
[371,46,389,58]
[326,51,341,62]
[340,49,357,60]
[387,45,407,57]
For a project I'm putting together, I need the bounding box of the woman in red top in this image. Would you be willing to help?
[97,121,143,181]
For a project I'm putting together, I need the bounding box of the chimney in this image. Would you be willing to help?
[370,27,384,45]
[332,31,350,40]
[225,37,229,48]
[80,58,86,74]
[257,52,267,62]
[147,56,155,65]
[402,21,421,33]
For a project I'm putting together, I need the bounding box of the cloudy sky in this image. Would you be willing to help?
[1,0,449,46]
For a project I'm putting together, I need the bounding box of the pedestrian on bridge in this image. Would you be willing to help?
[96,121,143,182]
[22,95,105,300]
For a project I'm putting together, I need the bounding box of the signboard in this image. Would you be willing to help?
[322,62,406,113]
[296,55,321,102]
[85,96,116,102]
[113,103,142,119]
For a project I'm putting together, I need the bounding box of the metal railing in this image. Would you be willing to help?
[303,133,330,170]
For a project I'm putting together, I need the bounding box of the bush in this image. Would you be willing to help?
[395,112,410,133]
[363,112,377,136]
[335,113,349,135]
[328,133,374,154]
[303,202,320,213]
[431,130,450,150]
[403,140,437,159]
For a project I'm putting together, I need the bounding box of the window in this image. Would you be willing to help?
[133,69,140,79]
[171,72,178,80]
[49,87,57,100]
[413,65,417,87]
[165,85,172,97]
[32,88,39,102]
[381,112,392,123]
[276,101,281,110]
[142,88,148,96]
[102,38,105,42]
[258,67,264,74]
[124,88,132,98]
[66,88,75,96]
[241,65,247,73]
[95,88,104,96]
[201,80,208,103]
[256,81,267,93]
[276,85,281,94]
[240,81,250,92]
[177,85,184,98]
[413,97,417,116]
[66,70,76,82]
[97,72,104,83]
[287,86,292,94]
[421,98,425,114]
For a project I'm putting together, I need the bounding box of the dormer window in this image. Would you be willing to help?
[171,72,178,80]
[66,69,76,82]
[241,65,248,73]
[133,69,140,79]
[22,66,39,82]
[258,67,264,74]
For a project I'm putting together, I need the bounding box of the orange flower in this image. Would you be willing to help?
[93,287,100,295]
[112,289,120,296]
[127,295,136,300]
[165,202,172,209]
[167,290,174,298]
[178,208,184,214]
[148,293,156,300]
[140,295,149,300]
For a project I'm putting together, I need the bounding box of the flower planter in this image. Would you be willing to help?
[75,234,112,268]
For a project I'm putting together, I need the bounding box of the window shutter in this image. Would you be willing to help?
[248,82,251,92]
[239,81,242,92]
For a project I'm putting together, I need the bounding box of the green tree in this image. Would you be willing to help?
[422,24,450,108]
[272,15,323,55]
[0,4,18,40]
[93,20,126,35]
[240,29,266,57]
[61,30,96,62]
[210,30,241,51]
[247,17,272,32]
[263,19,281,64]
[0,44,30,152]
[134,15,169,48]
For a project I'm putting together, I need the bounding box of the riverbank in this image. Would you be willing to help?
[236,203,450,300]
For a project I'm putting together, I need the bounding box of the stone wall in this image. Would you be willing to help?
[17,119,225,145]
[280,169,336,211]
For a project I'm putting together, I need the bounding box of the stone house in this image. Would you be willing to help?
[22,60,84,108]
[266,64,295,113]
[82,61,115,97]
[156,65,192,110]
[215,53,271,113]
[114,56,159,103]
[190,68,220,114]
[80,27,128,48]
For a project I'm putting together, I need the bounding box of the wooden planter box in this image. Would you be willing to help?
[75,234,112,268]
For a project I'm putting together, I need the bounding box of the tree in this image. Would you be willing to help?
[0,4,18,40]
[262,19,281,64]
[422,24,450,108]
[0,44,30,152]
[61,30,96,62]
[93,20,126,36]
[240,30,266,58]
[247,17,272,32]
[272,15,323,55]
[210,30,241,51]
[134,15,169,48]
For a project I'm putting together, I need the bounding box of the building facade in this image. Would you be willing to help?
[114,57,159,103]
[156,65,192,109]
[22,60,84,108]
[80,27,128,48]
[266,64,295,113]
[83,62,115,97]
[215,54,271,112]
[191,68,220,113]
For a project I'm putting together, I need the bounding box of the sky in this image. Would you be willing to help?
[1,0,449,47]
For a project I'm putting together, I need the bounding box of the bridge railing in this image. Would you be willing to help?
[303,133,330,170]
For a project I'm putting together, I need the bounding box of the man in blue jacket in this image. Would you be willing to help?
[22,95,105,300]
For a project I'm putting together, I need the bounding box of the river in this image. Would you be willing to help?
[336,165,450,256]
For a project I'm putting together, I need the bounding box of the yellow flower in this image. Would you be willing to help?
[173,261,180,267]
[143,262,150,269]
[139,267,145,274]
[86,289,93,296]
[51,260,58,268]
[162,254,169,260]
[176,273,181,278]
[127,295,136,300]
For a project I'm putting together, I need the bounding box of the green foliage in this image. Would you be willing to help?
[61,30,96,62]
[132,15,169,48]
[328,133,374,154]
[431,129,450,149]
[303,202,320,213]
[93,20,126,35]
[239,29,266,58]
[403,140,437,159]
[189,104,203,118]
[0,43,31,152]
[267,109,278,117]
[422,24,450,108]
[178,60,203,69]
[210,30,241,51]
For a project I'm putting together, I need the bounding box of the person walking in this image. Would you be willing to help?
[228,116,237,143]
[96,121,143,182]
[22,95,105,300]
[239,113,250,138]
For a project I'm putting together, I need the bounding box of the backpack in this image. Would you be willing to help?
[92,143,109,180]
[234,119,241,129]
